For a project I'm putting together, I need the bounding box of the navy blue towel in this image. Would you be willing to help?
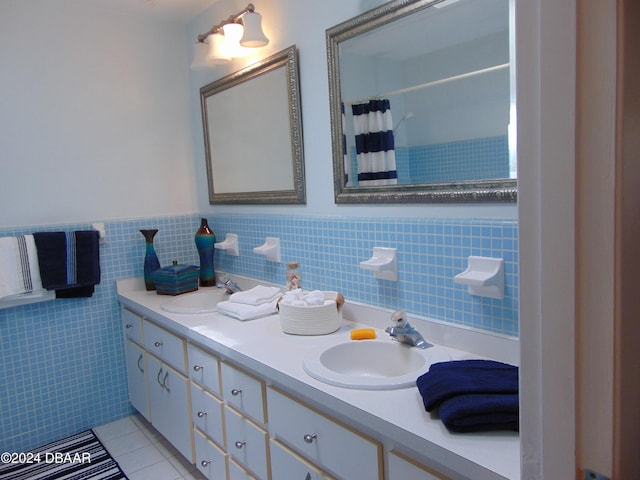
[416,359,519,432]
[438,393,519,433]
[33,231,100,297]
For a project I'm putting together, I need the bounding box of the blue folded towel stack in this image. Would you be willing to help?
[416,359,519,433]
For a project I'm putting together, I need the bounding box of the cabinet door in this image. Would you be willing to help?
[194,429,228,480]
[147,355,194,463]
[270,439,334,480]
[225,406,269,480]
[124,340,150,421]
[387,450,452,480]
[191,383,225,448]
[268,387,382,480]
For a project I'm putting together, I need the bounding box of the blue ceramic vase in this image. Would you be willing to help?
[140,229,161,291]
[195,218,216,287]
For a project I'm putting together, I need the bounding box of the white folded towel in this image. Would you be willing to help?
[216,299,278,321]
[0,235,46,300]
[229,285,281,306]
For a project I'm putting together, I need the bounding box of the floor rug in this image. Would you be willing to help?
[0,429,128,480]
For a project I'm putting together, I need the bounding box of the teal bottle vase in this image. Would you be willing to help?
[140,229,161,291]
[195,218,216,287]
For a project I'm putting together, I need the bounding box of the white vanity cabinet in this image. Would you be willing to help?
[267,387,383,480]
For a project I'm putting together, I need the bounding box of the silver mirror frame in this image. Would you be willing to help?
[326,0,517,204]
[201,45,306,204]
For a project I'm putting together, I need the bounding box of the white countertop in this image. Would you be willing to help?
[117,277,520,480]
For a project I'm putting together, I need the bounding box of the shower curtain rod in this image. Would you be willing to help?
[346,62,510,105]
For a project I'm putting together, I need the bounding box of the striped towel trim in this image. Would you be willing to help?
[66,232,76,286]
[16,236,33,293]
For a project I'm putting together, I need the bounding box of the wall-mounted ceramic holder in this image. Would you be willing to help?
[360,247,398,281]
[454,256,504,299]
[253,237,281,262]
[92,222,106,244]
[214,233,239,256]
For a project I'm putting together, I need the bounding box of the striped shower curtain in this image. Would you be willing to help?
[352,99,397,186]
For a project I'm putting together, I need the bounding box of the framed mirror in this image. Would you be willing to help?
[327,0,517,203]
[201,45,306,204]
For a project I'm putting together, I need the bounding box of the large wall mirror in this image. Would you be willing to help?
[327,0,516,203]
[201,45,306,204]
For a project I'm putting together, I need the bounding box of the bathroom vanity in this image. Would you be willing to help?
[117,277,519,480]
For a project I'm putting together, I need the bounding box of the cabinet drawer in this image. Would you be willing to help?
[387,450,452,480]
[270,439,334,480]
[188,344,221,396]
[229,460,257,480]
[221,362,266,424]
[144,320,186,373]
[191,383,225,448]
[194,429,228,480]
[225,406,269,480]
[122,308,143,345]
[267,387,382,480]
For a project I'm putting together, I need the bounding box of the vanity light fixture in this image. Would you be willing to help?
[190,3,269,70]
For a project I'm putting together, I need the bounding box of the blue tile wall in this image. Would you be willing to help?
[0,216,201,453]
[211,214,518,336]
[0,212,517,452]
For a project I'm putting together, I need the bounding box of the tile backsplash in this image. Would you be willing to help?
[0,213,517,452]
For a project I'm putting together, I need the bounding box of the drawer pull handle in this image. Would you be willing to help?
[193,365,203,372]
[200,460,211,467]
[154,341,163,347]
[231,388,242,396]
[234,441,246,449]
[303,434,317,444]
[156,368,164,387]
[197,411,207,418]
[162,371,171,393]
[137,353,144,374]
[125,323,133,329]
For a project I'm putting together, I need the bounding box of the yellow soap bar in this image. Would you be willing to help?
[350,328,377,340]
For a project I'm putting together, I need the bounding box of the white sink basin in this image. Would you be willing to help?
[303,339,450,390]
[161,290,226,314]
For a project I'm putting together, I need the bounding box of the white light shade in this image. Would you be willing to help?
[190,42,211,70]
[222,22,247,58]
[207,32,231,64]
[240,12,269,47]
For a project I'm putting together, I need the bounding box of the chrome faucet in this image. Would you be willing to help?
[224,278,242,294]
[385,310,430,349]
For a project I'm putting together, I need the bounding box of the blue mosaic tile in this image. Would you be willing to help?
[0,212,517,453]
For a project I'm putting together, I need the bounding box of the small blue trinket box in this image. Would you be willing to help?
[152,261,199,295]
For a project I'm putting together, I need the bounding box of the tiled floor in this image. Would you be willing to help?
[93,415,206,480]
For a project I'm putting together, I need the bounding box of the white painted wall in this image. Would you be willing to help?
[0,0,198,227]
